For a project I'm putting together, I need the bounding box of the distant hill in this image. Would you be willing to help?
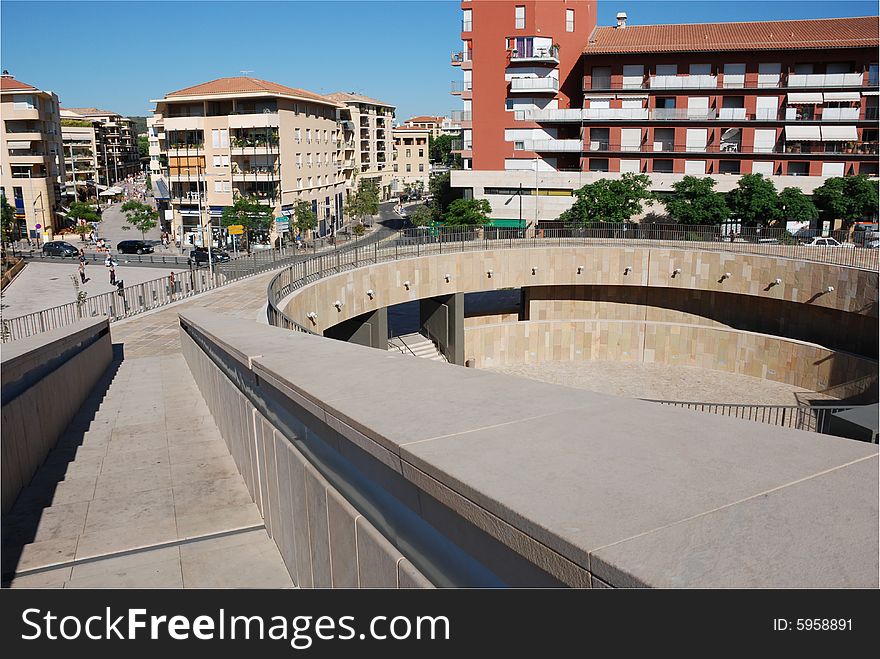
[128,116,148,135]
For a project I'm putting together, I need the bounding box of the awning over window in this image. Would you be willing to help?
[787,92,823,104]
[153,177,170,200]
[784,125,821,140]
[821,125,858,141]
[823,91,861,102]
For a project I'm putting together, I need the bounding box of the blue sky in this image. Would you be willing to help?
[1,1,877,120]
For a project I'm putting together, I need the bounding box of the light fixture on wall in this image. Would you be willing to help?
[577,266,585,274]
[306,311,318,323]
[366,289,374,299]
[403,280,411,289]
[487,269,493,278]
[333,300,343,310]
[772,278,782,286]
[624,266,632,275]
[531,266,538,275]
[721,272,732,280]
[445,273,452,282]
[672,268,682,277]
[826,286,835,293]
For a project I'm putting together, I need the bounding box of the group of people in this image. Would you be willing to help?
[119,173,149,202]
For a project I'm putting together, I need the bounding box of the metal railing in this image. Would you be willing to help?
[266,223,878,335]
[0,235,367,343]
[509,77,559,92]
[645,400,863,436]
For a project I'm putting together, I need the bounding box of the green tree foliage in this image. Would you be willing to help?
[219,196,274,237]
[443,198,491,226]
[560,173,653,225]
[812,175,880,228]
[726,174,781,227]
[428,134,461,166]
[662,176,729,226]
[292,201,318,236]
[408,204,433,227]
[1,194,17,246]
[145,174,152,192]
[777,187,819,224]
[120,200,159,239]
[67,201,100,225]
[138,135,149,158]
[345,178,380,223]
[429,171,461,220]
[352,223,366,237]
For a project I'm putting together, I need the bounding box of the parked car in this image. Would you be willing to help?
[799,237,855,248]
[116,240,154,254]
[42,241,79,257]
[188,248,231,266]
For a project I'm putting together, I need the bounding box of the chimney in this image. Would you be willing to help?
[616,12,627,29]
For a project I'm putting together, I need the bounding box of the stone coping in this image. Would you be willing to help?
[178,309,879,587]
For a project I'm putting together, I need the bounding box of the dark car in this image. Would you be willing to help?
[116,240,154,255]
[188,248,231,266]
[42,241,80,257]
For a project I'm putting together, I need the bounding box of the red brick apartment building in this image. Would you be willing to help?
[450,1,879,225]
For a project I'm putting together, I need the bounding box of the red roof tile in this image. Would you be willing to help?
[1,76,38,91]
[407,116,444,123]
[326,91,395,107]
[166,77,336,105]
[585,16,879,54]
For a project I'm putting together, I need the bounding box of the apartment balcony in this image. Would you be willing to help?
[230,144,279,155]
[718,108,748,120]
[649,75,718,90]
[787,73,864,88]
[461,19,472,32]
[5,130,43,142]
[167,143,204,153]
[451,110,472,124]
[451,81,473,95]
[451,51,472,67]
[821,107,862,121]
[509,77,559,94]
[231,167,279,180]
[509,46,559,65]
[518,139,582,152]
[515,108,650,122]
[172,192,206,204]
[652,109,718,121]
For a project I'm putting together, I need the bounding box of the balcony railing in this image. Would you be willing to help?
[509,77,559,93]
[451,110,472,122]
[509,46,559,64]
[461,20,472,32]
[821,107,862,121]
[652,109,717,120]
[784,141,879,155]
[718,108,747,120]
[451,51,471,66]
[787,72,864,87]
[451,81,473,94]
[649,75,718,90]
[518,139,582,152]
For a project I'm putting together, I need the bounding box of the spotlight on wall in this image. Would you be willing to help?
[333,300,343,310]
[826,286,835,294]
[306,312,318,323]
[366,289,374,299]
[624,266,632,275]
[403,280,411,289]
[487,269,493,278]
[721,272,732,280]
[531,266,538,275]
[672,268,682,277]
[445,273,452,282]
[772,278,783,286]
[577,266,585,274]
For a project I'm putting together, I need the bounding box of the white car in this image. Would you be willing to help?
[800,236,855,248]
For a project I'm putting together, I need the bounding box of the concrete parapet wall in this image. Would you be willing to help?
[1,317,112,513]
[283,247,878,337]
[180,309,879,587]
[465,320,877,392]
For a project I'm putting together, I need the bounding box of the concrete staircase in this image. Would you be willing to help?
[388,333,447,362]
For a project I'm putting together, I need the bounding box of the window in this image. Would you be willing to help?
[566,8,574,32]
[462,8,472,31]
[419,164,424,172]
[684,160,706,175]
[222,155,229,167]
[297,178,303,189]
[215,181,222,192]
[406,164,412,172]
[296,154,302,167]
[295,128,301,142]
[306,129,311,143]
[308,177,313,187]
[406,148,411,157]
[653,159,673,173]
[755,97,778,120]
[419,148,424,157]
[619,159,641,173]
[787,162,809,176]
[723,63,746,88]
[515,5,525,29]
[393,164,398,172]
[718,161,740,174]
[822,162,845,177]
[589,159,609,172]
[753,129,777,153]
[622,65,644,89]
[224,181,231,192]
[213,156,222,167]
[307,154,313,166]
[620,128,641,152]
[752,161,774,176]
[591,66,611,89]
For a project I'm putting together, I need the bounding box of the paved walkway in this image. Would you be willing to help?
[486,360,830,405]
[3,272,292,588]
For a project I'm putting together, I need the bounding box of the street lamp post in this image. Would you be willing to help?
[194,164,213,278]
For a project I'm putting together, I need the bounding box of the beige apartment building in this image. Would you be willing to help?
[392,126,431,191]
[61,110,100,195]
[149,77,347,245]
[325,92,396,199]
[403,115,462,139]
[1,74,64,240]
[61,108,140,190]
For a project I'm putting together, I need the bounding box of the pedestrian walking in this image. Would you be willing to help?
[168,271,176,297]
[78,261,87,284]
[109,265,116,285]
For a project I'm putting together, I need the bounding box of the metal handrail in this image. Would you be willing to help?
[388,335,419,358]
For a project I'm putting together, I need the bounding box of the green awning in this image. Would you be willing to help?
[488,219,527,228]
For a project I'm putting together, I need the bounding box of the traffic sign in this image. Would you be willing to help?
[228,225,244,235]
[35,223,41,230]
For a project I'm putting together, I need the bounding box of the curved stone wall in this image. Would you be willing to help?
[464,320,877,392]
[283,247,878,335]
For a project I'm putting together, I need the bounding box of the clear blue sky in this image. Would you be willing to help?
[1,1,877,121]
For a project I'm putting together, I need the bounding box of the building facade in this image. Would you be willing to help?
[149,77,347,245]
[392,126,431,191]
[325,92,396,199]
[60,110,100,197]
[62,108,140,187]
[451,3,879,226]
[0,74,65,240]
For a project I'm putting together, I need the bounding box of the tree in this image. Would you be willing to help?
[352,223,366,237]
[560,173,653,225]
[291,200,317,236]
[1,194,16,248]
[138,135,149,159]
[345,178,380,224]
[443,198,491,226]
[662,177,729,226]
[120,200,159,240]
[429,171,460,220]
[777,187,818,225]
[726,174,780,227]
[67,201,100,226]
[219,195,273,241]
[145,174,152,192]
[408,204,433,227]
[812,175,879,228]
[429,134,456,165]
